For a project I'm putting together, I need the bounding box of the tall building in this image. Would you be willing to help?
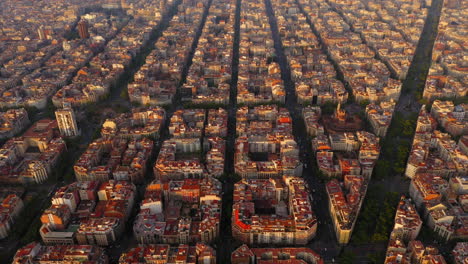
[77,19,89,39]
[37,25,53,40]
[37,25,47,40]
[55,104,80,137]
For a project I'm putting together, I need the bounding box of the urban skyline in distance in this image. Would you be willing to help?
[0,0,466,263]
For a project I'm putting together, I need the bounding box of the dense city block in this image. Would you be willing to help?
[0,0,466,263]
